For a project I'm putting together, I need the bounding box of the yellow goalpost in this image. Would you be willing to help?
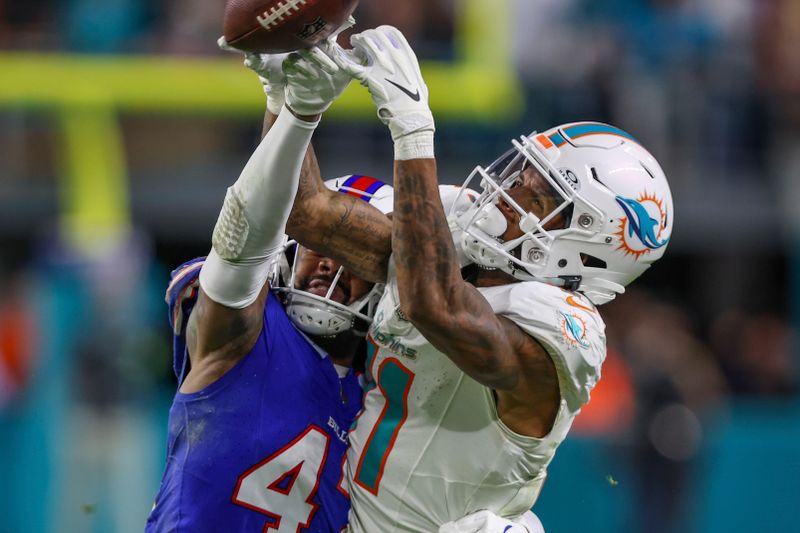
[0,0,522,255]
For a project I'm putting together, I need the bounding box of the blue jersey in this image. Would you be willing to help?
[146,259,362,532]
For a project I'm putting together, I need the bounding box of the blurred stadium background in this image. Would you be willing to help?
[0,0,798,532]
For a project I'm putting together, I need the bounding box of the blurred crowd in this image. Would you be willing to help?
[0,1,798,532]
[0,0,455,55]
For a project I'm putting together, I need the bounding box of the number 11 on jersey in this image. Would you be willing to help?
[353,342,415,495]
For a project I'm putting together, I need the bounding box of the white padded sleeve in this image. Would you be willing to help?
[199,109,319,308]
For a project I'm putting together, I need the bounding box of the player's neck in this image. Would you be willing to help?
[309,333,360,368]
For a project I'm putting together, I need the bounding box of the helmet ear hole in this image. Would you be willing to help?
[580,253,607,269]
[639,161,656,179]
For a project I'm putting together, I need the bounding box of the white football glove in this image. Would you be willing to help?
[217,17,355,116]
[438,510,545,533]
[328,25,435,160]
[218,36,288,115]
[283,41,353,116]
[280,15,356,117]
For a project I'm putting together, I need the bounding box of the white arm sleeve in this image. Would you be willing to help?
[199,109,319,309]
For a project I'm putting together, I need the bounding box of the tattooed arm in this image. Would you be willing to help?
[391,159,520,389]
[285,147,392,284]
[392,159,560,437]
[185,47,392,391]
[330,25,560,435]
[332,26,545,390]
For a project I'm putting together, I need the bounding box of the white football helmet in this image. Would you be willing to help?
[451,122,673,305]
[271,175,393,336]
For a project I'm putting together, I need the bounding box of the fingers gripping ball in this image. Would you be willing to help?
[283,44,352,115]
[224,0,359,53]
[331,26,435,159]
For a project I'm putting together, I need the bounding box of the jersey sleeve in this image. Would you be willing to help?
[164,257,205,384]
[479,282,607,409]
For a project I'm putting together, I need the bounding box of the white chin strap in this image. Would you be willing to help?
[579,278,626,306]
[280,249,376,337]
[460,229,506,270]
[285,293,356,337]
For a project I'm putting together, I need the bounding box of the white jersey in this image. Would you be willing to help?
[344,258,607,532]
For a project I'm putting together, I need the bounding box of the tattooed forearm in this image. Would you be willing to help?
[392,159,461,301]
[288,192,392,282]
[391,159,520,389]
[285,136,392,283]
[295,145,325,202]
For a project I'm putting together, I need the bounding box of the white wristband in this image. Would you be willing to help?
[258,75,286,116]
[394,130,435,161]
[266,93,285,116]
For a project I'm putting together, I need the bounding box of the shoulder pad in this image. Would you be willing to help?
[479,282,607,407]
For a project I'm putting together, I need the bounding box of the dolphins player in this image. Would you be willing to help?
[279,26,674,531]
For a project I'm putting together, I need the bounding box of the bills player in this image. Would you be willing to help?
[277,26,675,531]
[145,46,397,531]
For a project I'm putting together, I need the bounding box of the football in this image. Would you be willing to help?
[223,0,359,53]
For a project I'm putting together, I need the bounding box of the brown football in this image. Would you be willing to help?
[223,0,359,53]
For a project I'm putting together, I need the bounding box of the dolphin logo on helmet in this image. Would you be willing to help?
[615,196,669,252]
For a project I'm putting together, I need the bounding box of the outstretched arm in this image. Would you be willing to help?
[183,48,346,391]
[335,26,524,387]
[344,27,559,437]
[393,160,527,391]
[186,104,320,391]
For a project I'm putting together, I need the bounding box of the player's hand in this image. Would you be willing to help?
[438,510,545,533]
[328,25,435,159]
[218,36,288,115]
[283,40,352,117]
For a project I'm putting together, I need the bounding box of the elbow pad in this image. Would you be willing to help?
[200,110,319,308]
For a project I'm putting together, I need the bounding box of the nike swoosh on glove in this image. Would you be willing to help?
[328,25,435,160]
